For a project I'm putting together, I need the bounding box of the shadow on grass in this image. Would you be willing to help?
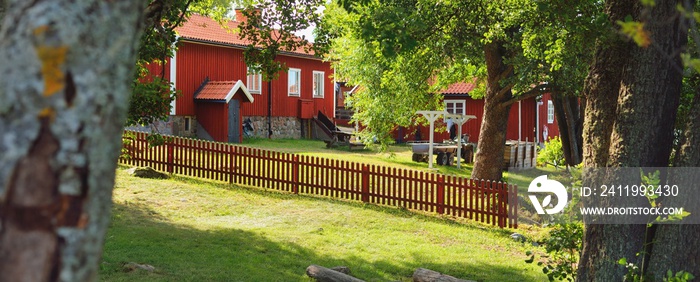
[101,201,539,282]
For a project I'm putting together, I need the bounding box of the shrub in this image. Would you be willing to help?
[525,222,583,281]
[538,136,565,167]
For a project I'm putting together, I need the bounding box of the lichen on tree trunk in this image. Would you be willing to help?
[0,1,145,281]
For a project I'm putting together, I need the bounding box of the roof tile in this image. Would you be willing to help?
[195,81,237,101]
[442,81,476,95]
[176,14,314,56]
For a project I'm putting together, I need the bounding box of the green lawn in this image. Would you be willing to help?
[244,138,474,176]
[101,167,547,281]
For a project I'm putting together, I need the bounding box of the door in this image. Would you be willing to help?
[228,99,240,143]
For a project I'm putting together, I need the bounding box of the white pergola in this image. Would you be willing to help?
[444,113,476,169]
[416,111,476,169]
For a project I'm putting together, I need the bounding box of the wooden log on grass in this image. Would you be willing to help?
[413,268,476,282]
[306,265,364,282]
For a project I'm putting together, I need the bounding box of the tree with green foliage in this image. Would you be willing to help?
[323,0,604,181]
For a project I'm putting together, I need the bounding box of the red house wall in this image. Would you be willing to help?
[255,55,335,118]
[195,102,229,142]
[142,59,171,84]
[173,41,335,119]
[506,97,537,141]
[538,93,560,142]
[176,43,247,116]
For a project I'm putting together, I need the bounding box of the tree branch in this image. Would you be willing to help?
[501,84,552,107]
[495,65,514,83]
[495,82,515,101]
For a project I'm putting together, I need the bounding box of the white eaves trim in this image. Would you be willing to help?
[224,80,255,104]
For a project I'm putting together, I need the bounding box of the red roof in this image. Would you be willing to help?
[176,14,315,57]
[442,81,476,95]
[195,80,254,103]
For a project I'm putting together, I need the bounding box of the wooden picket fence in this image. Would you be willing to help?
[120,130,518,228]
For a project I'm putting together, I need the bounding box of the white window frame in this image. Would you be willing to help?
[288,68,301,97]
[312,71,324,98]
[444,100,466,115]
[246,67,262,94]
[547,100,554,124]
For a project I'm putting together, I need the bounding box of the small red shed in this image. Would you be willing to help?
[194,79,254,143]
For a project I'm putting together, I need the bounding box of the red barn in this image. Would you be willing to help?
[146,13,335,142]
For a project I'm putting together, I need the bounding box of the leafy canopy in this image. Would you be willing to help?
[323,0,605,147]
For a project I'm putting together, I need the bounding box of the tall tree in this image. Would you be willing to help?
[577,0,690,280]
[0,0,146,280]
[325,0,603,180]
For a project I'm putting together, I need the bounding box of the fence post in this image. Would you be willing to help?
[498,181,506,228]
[437,175,445,214]
[510,184,518,228]
[361,164,369,203]
[167,139,174,174]
[292,155,299,194]
[228,145,235,184]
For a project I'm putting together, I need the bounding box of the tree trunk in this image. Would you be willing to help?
[412,268,476,282]
[306,265,364,282]
[551,93,583,166]
[578,0,687,280]
[471,42,512,181]
[577,0,637,280]
[0,1,145,281]
[647,87,700,279]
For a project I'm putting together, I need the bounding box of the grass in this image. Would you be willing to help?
[243,138,475,176]
[101,167,547,281]
[242,138,576,225]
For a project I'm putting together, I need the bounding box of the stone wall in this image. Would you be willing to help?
[244,116,302,139]
[129,115,306,140]
[125,116,197,138]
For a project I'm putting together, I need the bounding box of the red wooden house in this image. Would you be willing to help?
[146,13,335,143]
[403,82,537,143]
[334,81,558,144]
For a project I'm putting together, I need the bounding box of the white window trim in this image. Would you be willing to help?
[547,100,554,124]
[288,68,301,97]
[312,71,325,98]
[246,67,262,94]
[444,100,466,115]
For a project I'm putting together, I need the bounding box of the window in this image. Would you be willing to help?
[184,117,191,133]
[445,100,465,115]
[547,100,554,124]
[313,71,324,98]
[246,67,262,94]
[288,68,301,96]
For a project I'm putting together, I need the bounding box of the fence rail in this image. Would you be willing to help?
[120,131,518,228]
